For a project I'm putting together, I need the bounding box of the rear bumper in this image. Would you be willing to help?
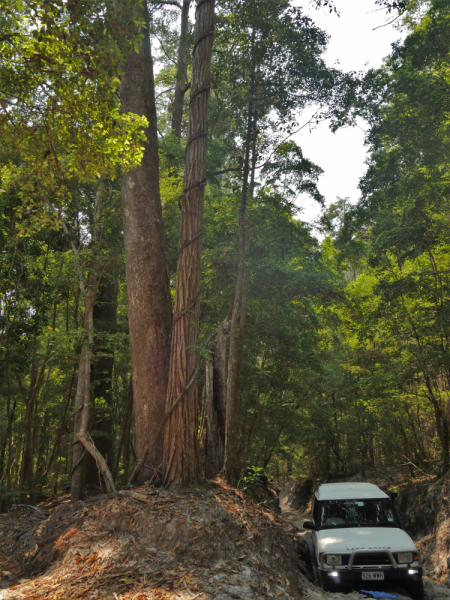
[319,566,423,588]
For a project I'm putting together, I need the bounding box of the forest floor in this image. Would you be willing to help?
[1,476,450,600]
[0,478,307,600]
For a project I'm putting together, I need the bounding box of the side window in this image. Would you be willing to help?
[312,496,319,524]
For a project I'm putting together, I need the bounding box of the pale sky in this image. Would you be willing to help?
[292,0,404,229]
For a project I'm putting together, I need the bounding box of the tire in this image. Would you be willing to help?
[406,579,424,600]
[319,572,345,593]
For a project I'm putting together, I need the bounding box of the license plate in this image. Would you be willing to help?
[362,572,385,581]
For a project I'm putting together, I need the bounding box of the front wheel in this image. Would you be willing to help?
[405,578,424,600]
[319,572,346,593]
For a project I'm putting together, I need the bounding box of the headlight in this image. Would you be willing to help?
[398,552,413,564]
[325,554,342,566]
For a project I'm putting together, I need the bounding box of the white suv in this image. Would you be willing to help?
[303,482,423,599]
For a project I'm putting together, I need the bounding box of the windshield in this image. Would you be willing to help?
[318,499,400,529]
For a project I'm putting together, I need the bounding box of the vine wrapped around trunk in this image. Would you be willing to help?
[163,0,216,489]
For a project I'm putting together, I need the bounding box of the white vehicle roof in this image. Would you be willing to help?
[315,482,389,501]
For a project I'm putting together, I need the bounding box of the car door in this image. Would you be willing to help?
[310,495,319,561]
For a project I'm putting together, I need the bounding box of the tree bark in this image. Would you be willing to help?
[121,1,172,483]
[163,0,215,489]
[172,0,192,139]
[84,277,118,485]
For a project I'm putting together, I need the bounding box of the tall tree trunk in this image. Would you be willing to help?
[163,0,216,489]
[172,0,192,139]
[120,1,172,483]
[223,42,256,484]
[205,318,228,477]
[84,277,118,486]
[233,132,256,430]
[69,184,116,501]
[71,289,96,501]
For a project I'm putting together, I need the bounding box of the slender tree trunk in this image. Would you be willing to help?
[0,376,10,486]
[18,337,37,498]
[233,131,256,424]
[172,0,192,139]
[4,369,14,492]
[120,1,172,483]
[405,400,428,462]
[19,342,52,500]
[205,318,228,477]
[70,184,116,501]
[325,437,331,473]
[0,432,6,487]
[85,277,118,485]
[198,384,207,443]
[71,291,96,501]
[224,40,256,484]
[442,417,450,475]
[244,406,260,464]
[0,392,4,484]
[393,281,450,476]
[423,374,450,476]
[122,414,132,479]
[113,379,134,481]
[163,0,215,489]
[37,366,76,484]
[31,365,53,488]
[205,360,218,477]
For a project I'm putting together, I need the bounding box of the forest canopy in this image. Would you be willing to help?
[0,0,449,506]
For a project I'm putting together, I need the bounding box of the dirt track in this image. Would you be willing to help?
[278,484,450,600]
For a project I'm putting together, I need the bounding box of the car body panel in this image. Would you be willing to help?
[315,527,417,554]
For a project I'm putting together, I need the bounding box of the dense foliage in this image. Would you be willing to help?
[0,0,449,506]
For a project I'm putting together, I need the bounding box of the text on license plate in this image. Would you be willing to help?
[362,572,385,581]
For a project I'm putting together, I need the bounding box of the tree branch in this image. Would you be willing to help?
[77,434,116,494]
[155,86,176,100]
[372,13,401,29]
[45,197,87,299]
[151,0,182,8]
[255,111,321,171]
[153,34,177,66]
[214,166,243,176]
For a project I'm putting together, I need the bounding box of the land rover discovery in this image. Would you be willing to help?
[303,482,423,599]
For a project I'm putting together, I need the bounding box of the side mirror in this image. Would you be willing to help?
[303,521,316,531]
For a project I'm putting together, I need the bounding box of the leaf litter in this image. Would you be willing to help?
[0,478,311,600]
